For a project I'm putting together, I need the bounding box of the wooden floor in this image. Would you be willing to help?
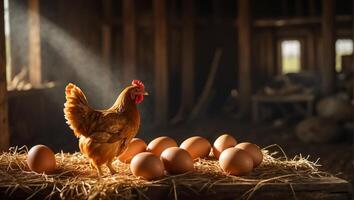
[141,177,351,199]
[0,174,351,199]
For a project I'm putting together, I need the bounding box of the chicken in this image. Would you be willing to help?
[64,80,148,176]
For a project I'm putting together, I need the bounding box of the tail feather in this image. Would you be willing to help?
[64,83,91,138]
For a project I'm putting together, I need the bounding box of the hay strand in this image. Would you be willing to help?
[0,145,331,199]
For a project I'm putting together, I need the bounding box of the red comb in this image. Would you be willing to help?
[132,80,145,89]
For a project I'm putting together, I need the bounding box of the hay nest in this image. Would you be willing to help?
[0,145,330,200]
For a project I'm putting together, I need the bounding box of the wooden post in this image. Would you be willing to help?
[237,0,252,115]
[212,0,222,23]
[0,0,10,151]
[307,33,316,69]
[352,0,354,171]
[28,0,41,86]
[102,0,112,69]
[122,0,136,82]
[281,0,288,17]
[181,0,195,113]
[321,0,335,95]
[264,30,275,79]
[309,0,316,16]
[102,25,112,68]
[295,0,304,16]
[154,0,168,124]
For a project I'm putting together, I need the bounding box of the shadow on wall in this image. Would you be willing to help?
[8,85,77,152]
[7,1,155,152]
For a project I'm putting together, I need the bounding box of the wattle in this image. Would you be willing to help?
[135,94,144,104]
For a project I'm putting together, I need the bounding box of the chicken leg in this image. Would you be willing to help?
[91,161,103,177]
[106,160,116,175]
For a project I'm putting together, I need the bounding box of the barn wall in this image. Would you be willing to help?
[252,23,352,91]
[6,0,353,151]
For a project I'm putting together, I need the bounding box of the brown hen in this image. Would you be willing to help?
[64,80,148,176]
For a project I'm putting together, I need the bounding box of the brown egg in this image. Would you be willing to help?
[180,136,211,160]
[130,152,164,180]
[118,138,147,163]
[27,145,56,174]
[212,134,237,158]
[160,147,194,174]
[219,148,253,176]
[146,136,178,156]
[235,142,263,167]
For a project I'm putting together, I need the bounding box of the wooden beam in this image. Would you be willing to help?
[153,0,169,124]
[253,16,351,28]
[122,0,136,82]
[181,0,195,113]
[28,0,41,87]
[254,17,320,27]
[102,0,112,69]
[0,0,10,151]
[321,0,336,95]
[237,0,252,115]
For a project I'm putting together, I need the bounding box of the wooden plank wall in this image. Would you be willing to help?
[0,0,10,151]
[5,0,352,132]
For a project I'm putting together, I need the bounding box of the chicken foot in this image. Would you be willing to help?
[90,161,103,177]
[106,160,117,175]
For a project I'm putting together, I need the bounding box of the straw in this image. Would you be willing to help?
[0,145,331,200]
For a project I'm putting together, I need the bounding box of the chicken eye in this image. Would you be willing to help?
[130,88,139,99]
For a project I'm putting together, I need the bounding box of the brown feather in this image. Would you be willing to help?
[63,83,142,176]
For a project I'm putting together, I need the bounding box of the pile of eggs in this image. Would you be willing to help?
[25,134,263,179]
[122,134,263,180]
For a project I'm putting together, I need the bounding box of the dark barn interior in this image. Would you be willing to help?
[0,0,353,199]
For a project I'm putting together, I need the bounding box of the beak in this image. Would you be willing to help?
[143,92,149,96]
